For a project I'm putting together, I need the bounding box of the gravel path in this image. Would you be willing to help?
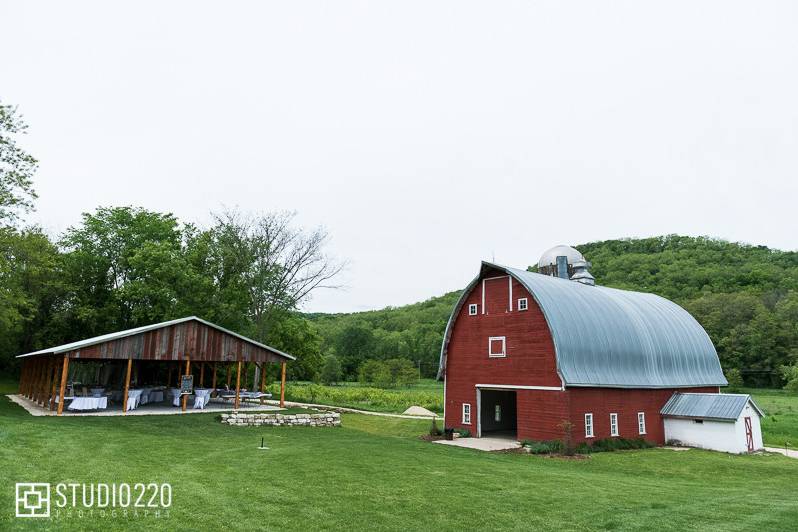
[764,446,798,459]
[262,399,439,419]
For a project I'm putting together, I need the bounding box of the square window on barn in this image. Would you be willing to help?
[518,298,528,311]
[637,412,646,435]
[610,413,619,436]
[462,403,471,424]
[488,336,506,357]
[468,303,478,316]
[584,413,594,438]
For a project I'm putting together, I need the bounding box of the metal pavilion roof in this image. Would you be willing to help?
[438,262,728,389]
[15,316,296,361]
[660,393,764,421]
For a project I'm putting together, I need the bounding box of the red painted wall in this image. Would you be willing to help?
[443,267,722,445]
[444,271,560,434]
[566,386,720,445]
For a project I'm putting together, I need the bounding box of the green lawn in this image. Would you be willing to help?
[1,379,798,530]
[740,387,798,449]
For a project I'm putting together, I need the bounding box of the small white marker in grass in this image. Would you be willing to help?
[259,436,269,450]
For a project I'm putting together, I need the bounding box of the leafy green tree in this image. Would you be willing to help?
[358,359,383,385]
[0,102,38,225]
[385,358,418,387]
[320,355,342,385]
[0,227,65,371]
[263,312,324,382]
[780,365,798,392]
[58,206,186,333]
[724,368,743,391]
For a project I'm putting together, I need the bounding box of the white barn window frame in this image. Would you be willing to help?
[488,336,506,358]
[610,413,619,437]
[584,413,594,438]
[517,298,528,311]
[637,412,646,435]
[468,304,478,316]
[462,403,471,424]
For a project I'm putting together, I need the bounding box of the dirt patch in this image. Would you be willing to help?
[419,434,445,442]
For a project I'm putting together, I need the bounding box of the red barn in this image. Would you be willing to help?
[438,246,727,445]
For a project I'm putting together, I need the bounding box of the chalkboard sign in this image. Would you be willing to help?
[180,375,194,395]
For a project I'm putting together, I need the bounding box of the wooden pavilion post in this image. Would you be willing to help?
[49,360,59,411]
[175,362,181,387]
[28,359,36,398]
[122,358,132,415]
[56,355,70,416]
[226,363,232,388]
[27,358,36,400]
[251,362,257,391]
[182,357,190,412]
[259,363,266,405]
[200,362,205,388]
[42,358,54,407]
[26,358,36,399]
[23,359,32,398]
[31,358,40,399]
[234,360,242,409]
[41,359,50,404]
[211,363,217,395]
[279,361,286,408]
[18,359,27,395]
[34,358,44,404]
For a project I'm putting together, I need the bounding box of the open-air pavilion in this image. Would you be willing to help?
[14,316,294,416]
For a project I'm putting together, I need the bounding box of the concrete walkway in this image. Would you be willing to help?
[433,436,521,452]
[764,446,798,459]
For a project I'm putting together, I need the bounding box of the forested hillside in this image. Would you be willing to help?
[311,235,798,387]
[308,292,460,379]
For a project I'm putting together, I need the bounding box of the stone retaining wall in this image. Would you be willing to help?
[221,411,341,427]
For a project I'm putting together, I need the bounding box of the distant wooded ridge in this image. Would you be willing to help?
[308,235,798,387]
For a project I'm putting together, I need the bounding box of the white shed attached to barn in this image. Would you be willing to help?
[661,393,764,454]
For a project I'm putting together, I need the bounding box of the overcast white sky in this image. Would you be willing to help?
[2,2,797,313]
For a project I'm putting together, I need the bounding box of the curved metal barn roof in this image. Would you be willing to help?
[438,262,727,389]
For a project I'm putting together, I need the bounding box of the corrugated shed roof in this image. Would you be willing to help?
[661,393,764,420]
[438,261,727,388]
[15,316,295,360]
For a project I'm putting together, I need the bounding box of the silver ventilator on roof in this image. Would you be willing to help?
[570,259,595,286]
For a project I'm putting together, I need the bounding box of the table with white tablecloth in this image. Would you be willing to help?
[193,388,212,409]
[141,387,164,404]
[126,389,143,411]
[68,396,108,411]
[169,388,184,407]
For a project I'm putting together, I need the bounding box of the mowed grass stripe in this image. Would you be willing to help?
[1,383,798,531]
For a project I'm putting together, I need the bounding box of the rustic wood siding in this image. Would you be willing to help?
[66,320,285,363]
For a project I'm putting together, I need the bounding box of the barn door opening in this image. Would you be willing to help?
[744,416,754,452]
[478,389,517,439]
